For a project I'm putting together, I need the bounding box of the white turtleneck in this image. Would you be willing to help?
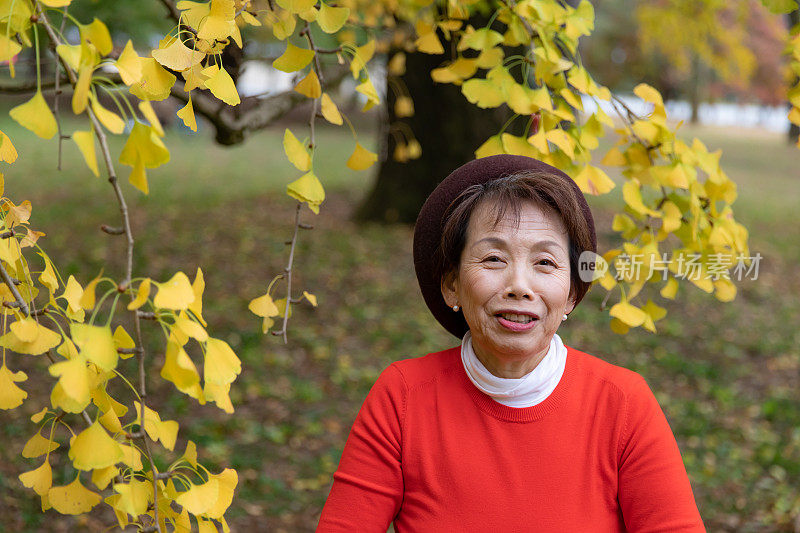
[460,329,567,408]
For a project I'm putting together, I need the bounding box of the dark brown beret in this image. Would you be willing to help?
[413,154,596,339]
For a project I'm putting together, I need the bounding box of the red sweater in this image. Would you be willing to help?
[317,345,705,532]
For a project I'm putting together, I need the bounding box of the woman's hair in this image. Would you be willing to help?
[437,169,594,304]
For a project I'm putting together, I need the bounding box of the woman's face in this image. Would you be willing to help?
[441,198,575,375]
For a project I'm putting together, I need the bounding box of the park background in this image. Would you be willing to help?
[0,0,799,531]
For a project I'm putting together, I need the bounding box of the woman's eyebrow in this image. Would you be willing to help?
[472,237,566,252]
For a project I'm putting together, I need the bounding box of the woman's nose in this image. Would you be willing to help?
[504,262,533,300]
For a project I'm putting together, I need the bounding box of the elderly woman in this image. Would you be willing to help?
[317,155,705,531]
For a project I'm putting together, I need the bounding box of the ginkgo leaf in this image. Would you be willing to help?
[461,79,504,108]
[248,293,279,317]
[415,30,444,54]
[317,2,349,33]
[346,142,378,171]
[203,65,240,105]
[138,101,164,137]
[0,322,62,355]
[294,69,321,98]
[609,301,648,327]
[161,339,202,399]
[119,122,170,186]
[79,19,112,56]
[22,431,59,458]
[128,158,148,193]
[320,93,342,125]
[459,27,504,51]
[272,42,315,73]
[10,91,58,139]
[152,37,205,71]
[0,364,27,409]
[287,171,325,214]
[302,291,317,306]
[394,96,414,117]
[283,129,311,171]
[127,278,151,310]
[11,317,39,343]
[189,268,206,327]
[355,79,380,110]
[19,461,52,496]
[276,0,316,13]
[174,311,208,342]
[56,44,83,72]
[113,325,135,353]
[48,356,90,404]
[73,130,99,177]
[197,0,237,42]
[0,34,22,64]
[116,40,142,86]
[622,180,658,216]
[62,275,83,313]
[205,469,238,519]
[573,165,615,195]
[90,96,125,135]
[130,58,176,101]
[177,98,197,132]
[48,475,103,515]
[70,323,118,371]
[204,338,241,385]
[349,40,375,78]
[545,129,575,159]
[114,479,152,516]
[72,63,93,115]
[68,421,123,471]
[91,465,118,490]
[0,130,18,163]
[176,478,219,516]
[154,271,195,310]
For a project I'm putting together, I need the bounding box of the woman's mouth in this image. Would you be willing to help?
[495,312,538,331]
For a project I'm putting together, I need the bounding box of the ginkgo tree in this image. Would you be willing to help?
[0,0,798,530]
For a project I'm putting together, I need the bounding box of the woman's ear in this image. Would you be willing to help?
[440,270,458,308]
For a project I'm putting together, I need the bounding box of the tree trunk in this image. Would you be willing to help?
[689,53,701,125]
[354,46,511,224]
[789,3,800,144]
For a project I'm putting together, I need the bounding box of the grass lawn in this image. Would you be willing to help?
[0,116,798,531]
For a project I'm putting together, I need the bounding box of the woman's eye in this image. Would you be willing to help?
[485,256,501,263]
[538,259,555,267]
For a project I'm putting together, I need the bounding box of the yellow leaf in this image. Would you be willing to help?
[176,478,219,516]
[355,78,380,109]
[461,78,504,108]
[48,475,102,515]
[394,95,414,117]
[127,278,151,310]
[601,146,626,166]
[475,134,505,159]
[152,37,205,72]
[68,421,123,471]
[119,443,143,470]
[177,98,197,132]
[0,363,27,409]
[302,291,317,306]
[205,469,238,519]
[72,130,99,177]
[0,323,62,355]
[112,325,135,352]
[273,42,315,73]
[72,63,93,115]
[415,31,444,54]
[19,461,52,496]
[155,272,195,310]
[161,338,202,399]
[346,142,377,171]
[294,69,321,98]
[622,180,659,216]
[62,275,83,313]
[79,274,102,310]
[89,96,125,135]
[248,293,279,317]
[10,91,58,139]
[91,465,118,490]
[174,311,208,342]
[31,407,48,424]
[99,406,123,434]
[283,129,311,171]
[320,93,342,125]
[11,317,39,343]
[459,27,504,51]
[56,44,82,72]
[276,0,316,13]
[476,47,504,69]
[0,130,18,163]
[204,338,241,385]
[349,39,375,78]
[609,317,630,335]
[48,356,90,404]
[114,479,152,516]
[545,129,575,159]
[22,431,59,458]
[138,101,164,137]
[130,58,176,101]
[714,278,737,302]
[269,9,297,40]
[119,122,170,175]
[70,323,118,371]
[573,165,615,195]
[80,19,112,56]
[609,301,648,327]
[501,133,540,158]
[189,268,206,327]
[0,34,22,64]
[660,277,678,299]
[287,171,325,214]
[661,201,682,233]
[317,2,349,33]
[197,0,237,42]
[203,65,241,105]
[116,40,142,86]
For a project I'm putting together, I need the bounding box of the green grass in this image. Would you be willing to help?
[0,118,798,531]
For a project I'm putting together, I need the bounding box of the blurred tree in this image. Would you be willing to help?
[789,0,800,143]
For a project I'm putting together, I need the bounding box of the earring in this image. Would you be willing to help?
[452,305,460,312]
[562,313,568,321]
